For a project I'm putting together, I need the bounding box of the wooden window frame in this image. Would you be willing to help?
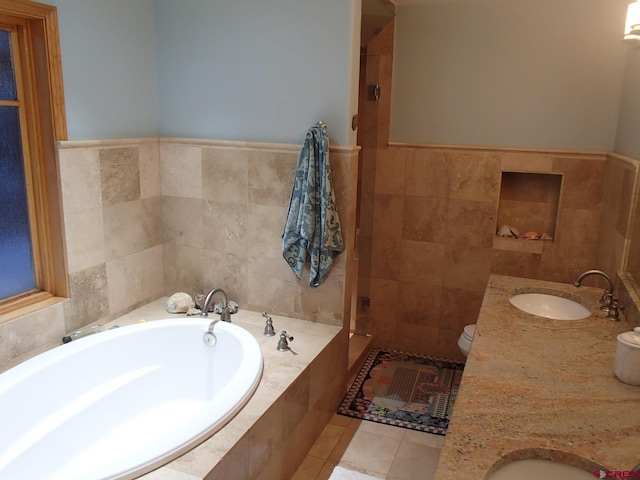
[0,0,67,322]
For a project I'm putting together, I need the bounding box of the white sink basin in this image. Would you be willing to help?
[487,459,596,480]
[509,292,591,320]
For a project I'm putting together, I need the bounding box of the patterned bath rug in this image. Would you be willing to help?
[338,347,465,435]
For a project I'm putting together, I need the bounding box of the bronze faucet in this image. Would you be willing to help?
[573,269,621,321]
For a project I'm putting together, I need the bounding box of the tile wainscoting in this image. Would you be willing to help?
[367,144,638,361]
[0,137,358,372]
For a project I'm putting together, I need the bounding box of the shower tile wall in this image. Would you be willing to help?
[602,153,640,331]
[354,12,635,360]
[605,154,640,277]
[367,145,608,361]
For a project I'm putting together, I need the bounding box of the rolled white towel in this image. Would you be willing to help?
[328,466,385,480]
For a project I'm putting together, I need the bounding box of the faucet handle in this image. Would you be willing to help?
[220,307,231,323]
[277,331,294,351]
[606,300,623,321]
[600,291,615,311]
[262,312,275,336]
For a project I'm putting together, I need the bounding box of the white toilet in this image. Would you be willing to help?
[457,324,476,357]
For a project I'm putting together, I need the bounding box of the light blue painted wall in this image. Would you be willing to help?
[50,0,358,145]
[615,49,640,159]
[153,0,357,146]
[50,0,158,140]
[391,0,630,151]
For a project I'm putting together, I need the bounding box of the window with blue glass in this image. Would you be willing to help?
[0,3,68,318]
[0,28,37,300]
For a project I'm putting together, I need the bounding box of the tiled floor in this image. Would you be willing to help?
[290,414,444,480]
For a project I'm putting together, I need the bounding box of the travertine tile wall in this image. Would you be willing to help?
[0,137,358,370]
[0,138,164,367]
[603,153,640,332]
[59,139,165,332]
[367,145,609,361]
[3,130,637,385]
[598,153,638,278]
[160,138,358,326]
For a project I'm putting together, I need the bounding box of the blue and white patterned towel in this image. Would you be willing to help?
[282,122,344,287]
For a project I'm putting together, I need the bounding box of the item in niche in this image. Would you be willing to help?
[520,232,554,240]
[497,224,520,238]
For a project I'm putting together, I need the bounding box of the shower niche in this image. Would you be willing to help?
[495,171,562,249]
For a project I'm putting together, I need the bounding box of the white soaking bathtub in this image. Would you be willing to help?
[0,318,263,480]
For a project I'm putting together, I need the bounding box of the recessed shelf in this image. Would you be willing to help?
[496,171,562,245]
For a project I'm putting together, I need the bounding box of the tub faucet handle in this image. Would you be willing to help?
[262,312,275,336]
[277,331,294,351]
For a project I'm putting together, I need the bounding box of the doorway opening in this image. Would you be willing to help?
[349,0,395,375]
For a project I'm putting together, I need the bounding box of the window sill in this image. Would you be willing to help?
[0,294,67,325]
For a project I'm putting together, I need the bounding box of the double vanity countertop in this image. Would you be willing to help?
[434,274,640,479]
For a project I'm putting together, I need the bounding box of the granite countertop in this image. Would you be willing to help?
[434,274,640,479]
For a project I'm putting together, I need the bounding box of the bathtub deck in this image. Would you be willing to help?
[106,299,346,479]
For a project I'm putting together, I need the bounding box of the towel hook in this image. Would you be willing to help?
[316,121,327,129]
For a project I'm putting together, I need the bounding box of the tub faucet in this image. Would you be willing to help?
[200,288,231,323]
[573,269,621,320]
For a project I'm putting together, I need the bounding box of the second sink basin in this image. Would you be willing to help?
[509,292,591,320]
[487,459,596,480]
